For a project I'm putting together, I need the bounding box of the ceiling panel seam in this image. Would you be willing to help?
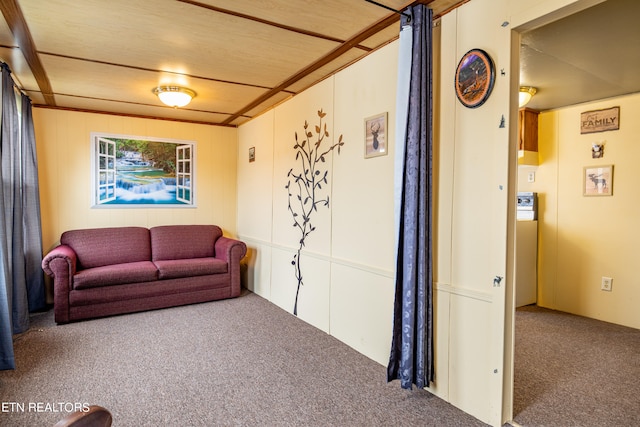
[38,51,289,93]
[177,0,372,52]
[222,11,403,125]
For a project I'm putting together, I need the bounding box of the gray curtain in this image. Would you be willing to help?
[20,93,46,313]
[0,63,45,370]
[387,5,434,389]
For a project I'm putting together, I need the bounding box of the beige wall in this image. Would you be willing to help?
[518,92,640,329]
[34,108,239,254]
[435,1,514,424]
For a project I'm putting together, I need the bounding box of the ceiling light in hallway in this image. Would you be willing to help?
[519,86,537,108]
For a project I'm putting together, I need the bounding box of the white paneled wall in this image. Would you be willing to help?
[237,45,398,364]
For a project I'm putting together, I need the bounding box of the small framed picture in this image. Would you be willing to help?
[364,112,387,158]
[249,146,255,163]
[591,143,604,158]
[583,165,613,196]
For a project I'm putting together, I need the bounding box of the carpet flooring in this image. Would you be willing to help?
[1,291,486,427]
[513,305,640,427]
[3,293,638,426]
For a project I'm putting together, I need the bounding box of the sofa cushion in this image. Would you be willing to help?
[150,225,222,261]
[73,261,158,290]
[61,227,151,269]
[153,258,227,280]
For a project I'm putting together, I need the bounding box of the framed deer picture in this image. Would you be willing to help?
[364,112,387,158]
[583,165,613,196]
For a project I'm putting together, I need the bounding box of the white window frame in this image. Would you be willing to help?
[96,137,117,204]
[90,133,196,207]
[176,144,192,204]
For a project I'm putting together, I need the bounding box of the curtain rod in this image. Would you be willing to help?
[1,61,27,96]
[364,0,411,21]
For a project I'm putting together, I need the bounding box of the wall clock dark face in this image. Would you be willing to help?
[455,49,495,108]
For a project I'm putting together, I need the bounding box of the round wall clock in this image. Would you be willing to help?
[455,48,495,108]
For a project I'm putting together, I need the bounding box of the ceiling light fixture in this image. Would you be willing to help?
[519,86,537,108]
[153,86,196,108]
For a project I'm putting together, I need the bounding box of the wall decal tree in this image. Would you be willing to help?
[286,109,345,316]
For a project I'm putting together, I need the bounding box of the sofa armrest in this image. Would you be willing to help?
[41,245,77,324]
[215,237,247,263]
[215,236,247,297]
[42,244,77,277]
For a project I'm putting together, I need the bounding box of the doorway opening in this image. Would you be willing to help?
[511,0,640,425]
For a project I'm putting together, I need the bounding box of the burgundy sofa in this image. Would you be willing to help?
[41,225,246,324]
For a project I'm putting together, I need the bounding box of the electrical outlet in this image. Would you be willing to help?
[601,277,613,292]
[527,172,535,183]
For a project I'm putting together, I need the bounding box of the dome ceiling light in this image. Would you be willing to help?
[519,86,537,108]
[153,86,196,108]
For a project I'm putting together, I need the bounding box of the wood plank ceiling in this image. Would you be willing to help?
[0,0,465,126]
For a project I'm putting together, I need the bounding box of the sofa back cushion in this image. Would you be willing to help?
[61,227,151,270]
[150,225,222,261]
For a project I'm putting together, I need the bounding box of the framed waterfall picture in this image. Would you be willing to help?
[91,133,196,207]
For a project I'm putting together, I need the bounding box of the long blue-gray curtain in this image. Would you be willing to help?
[0,63,45,370]
[20,93,45,314]
[387,5,434,389]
